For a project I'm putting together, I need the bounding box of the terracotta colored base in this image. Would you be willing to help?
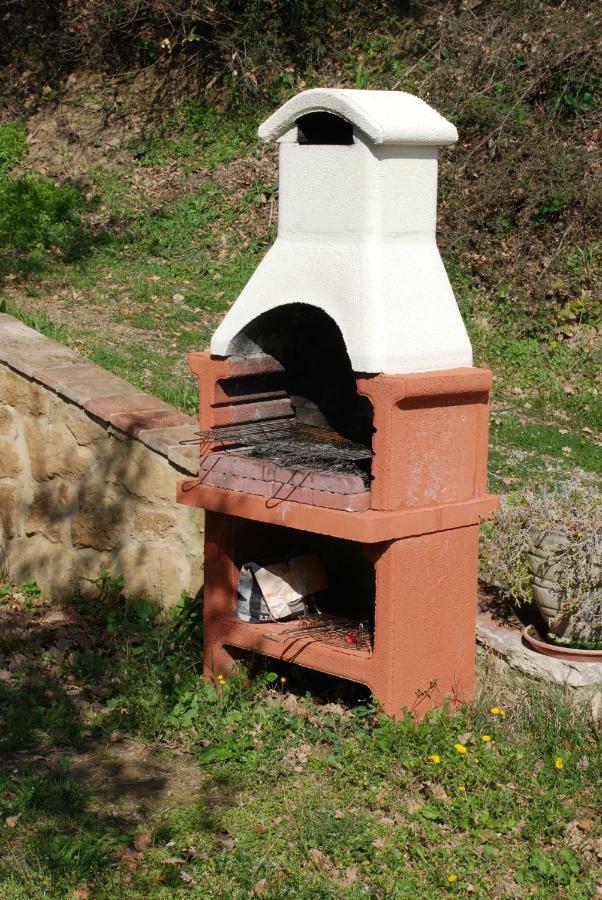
[522,625,602,663]
[202,511,481,719]
[179,358,498,717]
[178,479,496,542]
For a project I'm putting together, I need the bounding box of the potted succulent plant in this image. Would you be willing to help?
[481,488,601,658]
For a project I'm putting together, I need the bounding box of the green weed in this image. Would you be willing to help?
[0,174,92,278]
[0,123,27,175]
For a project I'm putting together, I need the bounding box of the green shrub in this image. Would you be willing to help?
[0,123,27,175]
[0,174,91,274]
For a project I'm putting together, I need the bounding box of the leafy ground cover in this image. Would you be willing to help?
[0,577,600,899]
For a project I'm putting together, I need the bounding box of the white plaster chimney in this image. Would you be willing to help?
[210,88,472,375]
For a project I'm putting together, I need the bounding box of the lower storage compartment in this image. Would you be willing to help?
[226,520,378,651]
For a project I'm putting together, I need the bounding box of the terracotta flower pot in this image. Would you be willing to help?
[522,625,602,662]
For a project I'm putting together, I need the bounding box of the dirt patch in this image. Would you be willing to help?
[22,68,177,184]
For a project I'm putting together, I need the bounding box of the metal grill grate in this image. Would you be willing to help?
[263,614,372,652]
[199,420,372,483]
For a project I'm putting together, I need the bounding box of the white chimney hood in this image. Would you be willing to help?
[210,88,473,375]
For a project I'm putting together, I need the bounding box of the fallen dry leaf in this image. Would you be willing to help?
[133,830,152,852]
[423,782,450,803]
[5,814,21,828]
[307,848,334,873]
[73,885,91,899]
[405,799,425,814]
[120,849,142,873]
[255,815,286,833]
[253,879,267,896]
[372,837,387,849]
[215,829,236,850]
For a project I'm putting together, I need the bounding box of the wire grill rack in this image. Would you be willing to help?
[263,614,372,652]
[199,420,372,482]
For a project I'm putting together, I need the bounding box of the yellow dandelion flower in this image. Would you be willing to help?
[447,874,458,883]
[428,754,441,764]
[481,735,492,742]
[555,757,564,770]
[457,785,466,792]
[490,707,506,718]
[280,676,286,684]
[454,743,468,754]
[217,674,225,683]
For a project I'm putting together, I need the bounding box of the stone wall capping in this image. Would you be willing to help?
[167,443,200,475]
[0,316,82,377]
[85,392,174,421]
[30,362,135,407]
[135,423,199,458]
[2,344,83,378]
[0,313,204,606]
[111,408,194,439]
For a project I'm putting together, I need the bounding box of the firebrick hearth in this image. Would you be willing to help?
[177,88,498,717]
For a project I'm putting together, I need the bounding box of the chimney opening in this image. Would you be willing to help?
[296,111,354,145]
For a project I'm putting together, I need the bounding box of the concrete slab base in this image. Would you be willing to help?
[476,610,602,718]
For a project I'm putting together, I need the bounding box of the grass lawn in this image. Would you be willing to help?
[0,579,600,899]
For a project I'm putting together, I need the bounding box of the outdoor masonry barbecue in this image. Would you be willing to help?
[177,88,498,717]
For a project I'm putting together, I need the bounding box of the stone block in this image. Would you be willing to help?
[25,418,91,481]
[62,404,106,447]
[0,439,24,479]
[115,539,192,606]
[105,439,178,504]
[0,403,16,429]
[69,547,114,596]
[167,443,200,475]
[132,507,180,539]
[72,484,131,551]
[6,534,74,600]
[0,486,25,540]
[26,481,77,543]
[85,392,169,422]
[136,424,199,458]
[0,317,81,377]
[31,362,134,408]
[0,366,50,417]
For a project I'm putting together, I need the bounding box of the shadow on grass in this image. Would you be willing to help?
[0,594,234,895]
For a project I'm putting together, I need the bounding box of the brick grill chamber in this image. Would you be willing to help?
[177,89,498,717]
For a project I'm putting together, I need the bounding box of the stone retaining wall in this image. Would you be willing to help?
[0,314,203,605]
